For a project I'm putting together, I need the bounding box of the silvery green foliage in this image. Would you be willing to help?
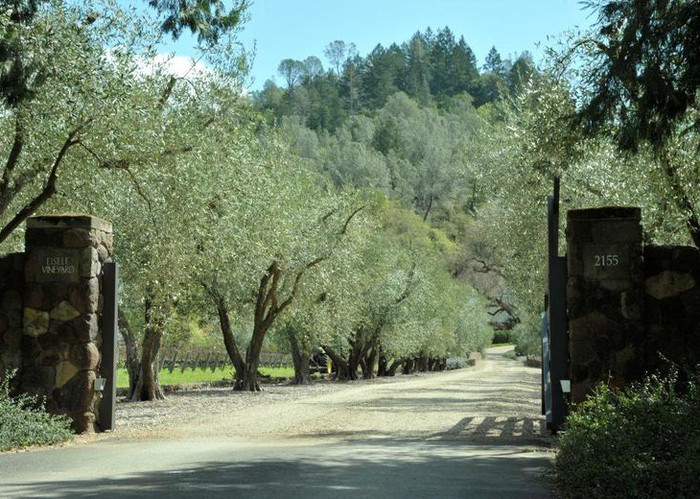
[479,76,697,354]
[0,370,73,451]
[283,91,484,223]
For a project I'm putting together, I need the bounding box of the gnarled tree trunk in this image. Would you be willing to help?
[323,345,351,381]
[118,309,141,397]
[377,352,389,377]
[288,328,311,385]
[130,292,166,401]
[362,344,378,379]
[209,259,322,392]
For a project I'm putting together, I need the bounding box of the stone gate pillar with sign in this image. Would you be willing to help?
[21,215,114,432]
[566,208,645,403]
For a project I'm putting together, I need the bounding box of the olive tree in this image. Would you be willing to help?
[32,0,251,400]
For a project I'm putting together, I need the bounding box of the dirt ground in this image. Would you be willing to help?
[105,345,554,448]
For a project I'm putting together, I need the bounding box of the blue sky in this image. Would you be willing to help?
[164,1,597,90]
[237,1,596,90]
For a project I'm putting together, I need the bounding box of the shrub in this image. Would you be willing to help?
[512,313,542,356]
[446,357,469,370]
[555,368,700,498]
[491,330,512,344]
[0,370,74,452]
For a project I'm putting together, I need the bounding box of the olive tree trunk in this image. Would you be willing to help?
[118,309,141,397]
[288,328,312,385]
[130,293,166,401]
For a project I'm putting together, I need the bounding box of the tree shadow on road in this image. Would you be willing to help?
[0,437,555,499]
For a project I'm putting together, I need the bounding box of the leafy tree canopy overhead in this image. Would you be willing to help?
[148,0,249,44]
[575,0,700,153]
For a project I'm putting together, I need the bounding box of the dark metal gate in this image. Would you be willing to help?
[99,261,119,431]
[543,178,568,433]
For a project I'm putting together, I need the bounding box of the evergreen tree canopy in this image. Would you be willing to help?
[575,0,700,153]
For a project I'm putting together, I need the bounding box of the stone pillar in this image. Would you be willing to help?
[21,214,113,432]
[644,245,700,371]
[566,207,644,403]
[0,253,25,379]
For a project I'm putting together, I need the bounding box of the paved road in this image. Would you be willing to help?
[0,347,556,498]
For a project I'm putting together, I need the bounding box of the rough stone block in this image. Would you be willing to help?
[68,314,99,343]
[571,381,593,404]
[645,271,695,299]
[566,220,593,243]
[50,300,81,321]
[679,288,700,311]
[96,244,109,263]
[20,335,40,359]
[5,307,21,329]
[25,228,63,249]
[567,250,584,276]
[100,233,114,254]
[570,340,597,365]
[41,282,69,309]
[70,411,96,434]
[58,369,96,412]
[69,343,100,370]
[62,228,97,248]
[55,360,80,388]
[566,276,583,301]
[23,307,50,337]
[570,362,588,383]
[79,247,100,278]
[20,365,55,396]
[671,246,700,272]
[585,358,604,380]
[68,278,99,314]
[599,278,633,292]
[569,311,617,342]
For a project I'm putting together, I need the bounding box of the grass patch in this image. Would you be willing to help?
[116,366,296,388]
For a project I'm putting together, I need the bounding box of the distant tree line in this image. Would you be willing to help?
[254,27,537,132]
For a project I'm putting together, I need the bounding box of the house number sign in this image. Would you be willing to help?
[583,244,628,279]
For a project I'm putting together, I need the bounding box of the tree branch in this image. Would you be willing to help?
[0,118,24,198]
[0,120,91,246]
[256,262,275,326]
[340,205,364,235]
[277,256,325,316]
[158,76,178,110]
[395,263,417,305]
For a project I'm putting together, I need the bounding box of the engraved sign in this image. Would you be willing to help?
[36,249,80,283]
[583,244,629,279]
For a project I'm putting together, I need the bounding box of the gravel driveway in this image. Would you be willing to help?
[107,345,553,446]
[1,346,557,498]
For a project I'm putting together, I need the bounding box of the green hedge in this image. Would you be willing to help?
[0,371,73,452]
[556,368,700,498]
